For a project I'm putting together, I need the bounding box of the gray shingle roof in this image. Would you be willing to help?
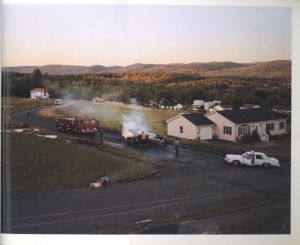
[216,108,288,124]
[182,113,215,126]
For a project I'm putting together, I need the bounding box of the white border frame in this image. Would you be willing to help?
[1,1,299,245]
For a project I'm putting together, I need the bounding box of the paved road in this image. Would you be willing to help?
[1,107,291,234]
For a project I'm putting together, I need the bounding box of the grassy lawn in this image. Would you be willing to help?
[3,132,160,192]
[38,100,178,134]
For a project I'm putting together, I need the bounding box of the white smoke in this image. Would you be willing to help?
[61,93,95,115]
[122,112,149,138]
[75,102,95,114]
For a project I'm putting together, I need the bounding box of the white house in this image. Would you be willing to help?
[209,104,233,112]
[205,108,288,142]
[193,100,205,109]
[166,108,288,142]
[166,113,215,140]
[30,88,49,99]
[204,101,222,111]
[173,103,183,110]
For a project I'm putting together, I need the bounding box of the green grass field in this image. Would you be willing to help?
[4,132,160,192]
[38,100,178,134]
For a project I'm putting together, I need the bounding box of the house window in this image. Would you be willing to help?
[266,123,274,131]
[238,125,250,136]
[279,121,285,129]
[223,126,232,135]
[179,126,183,133]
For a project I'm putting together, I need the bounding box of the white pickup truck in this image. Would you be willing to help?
[224,151,280,168]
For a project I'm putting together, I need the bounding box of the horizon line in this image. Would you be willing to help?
[3,59,291,68]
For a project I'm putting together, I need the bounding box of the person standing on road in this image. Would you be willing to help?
[99,129,104,144]
[174,138,180,156]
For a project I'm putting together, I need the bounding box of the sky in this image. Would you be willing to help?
[2,4,291,66]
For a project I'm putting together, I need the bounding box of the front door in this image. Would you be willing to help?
[243,153,255,165]
[254,154,264,166]
[252,124,261,133]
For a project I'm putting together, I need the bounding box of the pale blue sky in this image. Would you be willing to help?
[2,4,291,66]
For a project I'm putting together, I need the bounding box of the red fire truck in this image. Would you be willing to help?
[56,117,100,134]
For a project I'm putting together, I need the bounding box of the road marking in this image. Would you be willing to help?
[135,219,152,224]
[7,179,289,229]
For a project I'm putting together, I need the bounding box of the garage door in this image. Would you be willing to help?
[199,127,212,140]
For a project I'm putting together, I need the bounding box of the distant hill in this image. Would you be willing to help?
[202,60,291,79]
[2,64,120,75]
[3,60,291,79]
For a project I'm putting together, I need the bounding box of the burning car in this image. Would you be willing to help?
[123,131,165,146]
[123,130,147,144]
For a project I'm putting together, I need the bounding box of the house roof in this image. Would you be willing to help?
[31,88,47,92]
[182,113,215,126]
[209,103,219,108]
[216,108,288,124]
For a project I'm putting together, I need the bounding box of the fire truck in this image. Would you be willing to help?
[56,117,100,134]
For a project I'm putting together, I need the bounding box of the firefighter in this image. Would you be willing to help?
[141,131,147,146]
[99,129,104,144]
[101,176,111,188]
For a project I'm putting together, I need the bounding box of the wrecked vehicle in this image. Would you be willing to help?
[123,131,166,146]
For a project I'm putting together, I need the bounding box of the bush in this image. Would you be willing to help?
[240,129,260,143]
[251,129,261,142]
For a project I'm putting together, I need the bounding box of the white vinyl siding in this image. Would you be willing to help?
[167,116,198,140]
[206,112,236,141]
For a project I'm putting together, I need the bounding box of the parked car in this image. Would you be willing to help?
[224,151,280,168]
[148,133,166,145]
[54,99,62,105]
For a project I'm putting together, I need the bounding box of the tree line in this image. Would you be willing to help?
[2,68,291,109]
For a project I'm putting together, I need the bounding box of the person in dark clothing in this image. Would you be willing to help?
[99,129,104,144]
[101,176,111,188]
[174,138,180,156]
